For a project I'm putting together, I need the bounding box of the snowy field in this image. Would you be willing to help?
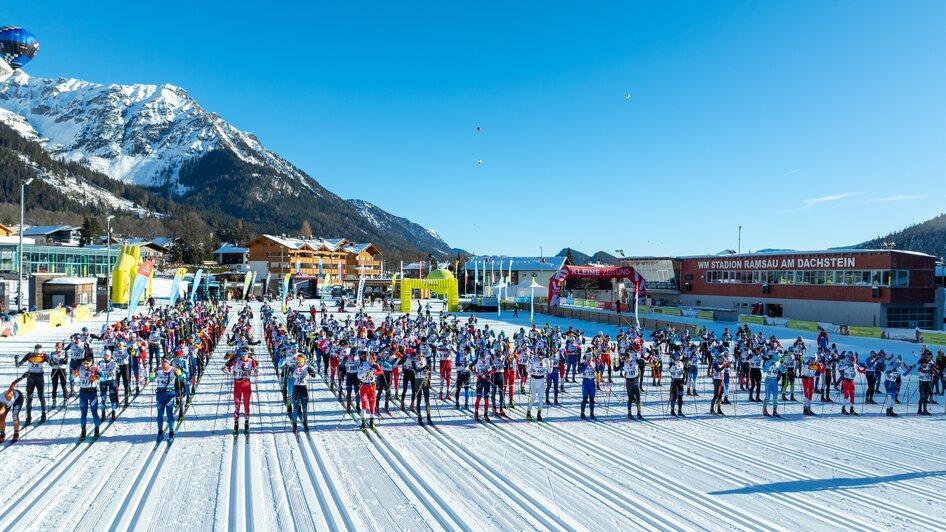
[0,301,944,531]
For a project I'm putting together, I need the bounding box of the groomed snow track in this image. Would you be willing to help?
[0,302,944,531]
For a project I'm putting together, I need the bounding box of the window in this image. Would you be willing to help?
[886,306,933,328]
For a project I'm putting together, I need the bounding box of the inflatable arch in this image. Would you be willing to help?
[548,265,647,322]
[110,244,140,305]
[399,277,459,313]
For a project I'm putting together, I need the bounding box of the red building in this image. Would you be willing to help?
[678,249,942,329]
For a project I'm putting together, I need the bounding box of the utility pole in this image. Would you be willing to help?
[738,225,742,254]
[17,178,33,311]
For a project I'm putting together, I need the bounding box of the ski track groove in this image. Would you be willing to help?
[753,414,946,468]
[0,405,136,530]
[480,381,775,532]
[309,374,470,531]
[291,432,337,530]
[466,406,736,532]
[386,402,576,531]
[275,314,404,530]
[602,417,885,531]
[665,415,946,527]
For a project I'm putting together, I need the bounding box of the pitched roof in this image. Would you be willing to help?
[214,243,249,255]
[258,234,369,254]
[22,225,78,236]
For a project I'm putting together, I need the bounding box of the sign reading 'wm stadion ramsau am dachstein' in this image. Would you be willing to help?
[695,256,857,271]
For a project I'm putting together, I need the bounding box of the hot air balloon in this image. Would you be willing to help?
[476,126,481,132]
[0,26,39,70]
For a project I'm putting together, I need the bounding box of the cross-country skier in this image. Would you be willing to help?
[49,341,69,409]
[623,353,643,419]
[151,355,180,440]
[224,348,259,433]
[668,353,685,417]
[357,352,383,429]
[97,349,120,422]
[73,355,101,439]
[473,351,493,422]
[290,355,316,432]
[839,354,865,415]
[16,344,48,425]
[454,346,472,409]
[917,358,933,415]
[579,354,599,420]
[762,354,784,417]
[0,377,24,443]
[526,351,550,421]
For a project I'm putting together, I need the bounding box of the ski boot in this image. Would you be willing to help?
[474,412,480,422]
[111,410,117,422]
[11,431,19,443]
[670,409,678,417]
[361,419,366,430]
[417,415,424,425]
[637,412,643,420]
[40,411,46,423]
[24,415,31,426]
[159,429,164,439]
[537,412,543,422]
[849,407,858,416]
[369,418,375,429]
[244,420,250,434]
[841,406,849,415]
[427,415,433,425]
[93,426,100,438]
[0,431,4,443]
[293,422,299,433]
[763,406,770,417]
[772,408,781,418]
[234,419,240,434]
[527,411,534,421]
[790,394,797,402]
[80,426,87,439]
[886,408,897,417]
[455,402,460,410]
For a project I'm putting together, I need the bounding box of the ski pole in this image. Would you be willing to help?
[213,372,225,434]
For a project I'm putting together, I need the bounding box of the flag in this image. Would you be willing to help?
[190,269,204,301]
[127,261,155,318]
[281,272,291,312]
[169,267,188,306]
[241,271,252,301]
[318,257,324,279]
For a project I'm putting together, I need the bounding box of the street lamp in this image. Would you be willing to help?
[17,178,33,311]
[105,215,115,323]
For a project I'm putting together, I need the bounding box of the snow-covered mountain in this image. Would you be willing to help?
[0,71,454,257]
[0,71,314,196]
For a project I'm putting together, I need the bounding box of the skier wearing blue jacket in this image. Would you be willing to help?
[762,353,784,417]
[454,346,472,409]
[579,353,600,420]
[151,356,180,440]
[170,348,190,420]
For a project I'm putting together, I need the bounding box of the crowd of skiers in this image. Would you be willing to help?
[0,302,228,443]
[4,301,944,443]
[238,302,946,434]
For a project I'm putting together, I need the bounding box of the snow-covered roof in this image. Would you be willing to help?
[22,225,78,236]
[463,256,567,271]
[343,243,374,255]
[214,243,248,255]
[258,234,369,254]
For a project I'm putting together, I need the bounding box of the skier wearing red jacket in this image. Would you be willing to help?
[357,352,384,429]
[224,347,259,434]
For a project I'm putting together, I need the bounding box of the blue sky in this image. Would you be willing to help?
[7,1,945,256]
